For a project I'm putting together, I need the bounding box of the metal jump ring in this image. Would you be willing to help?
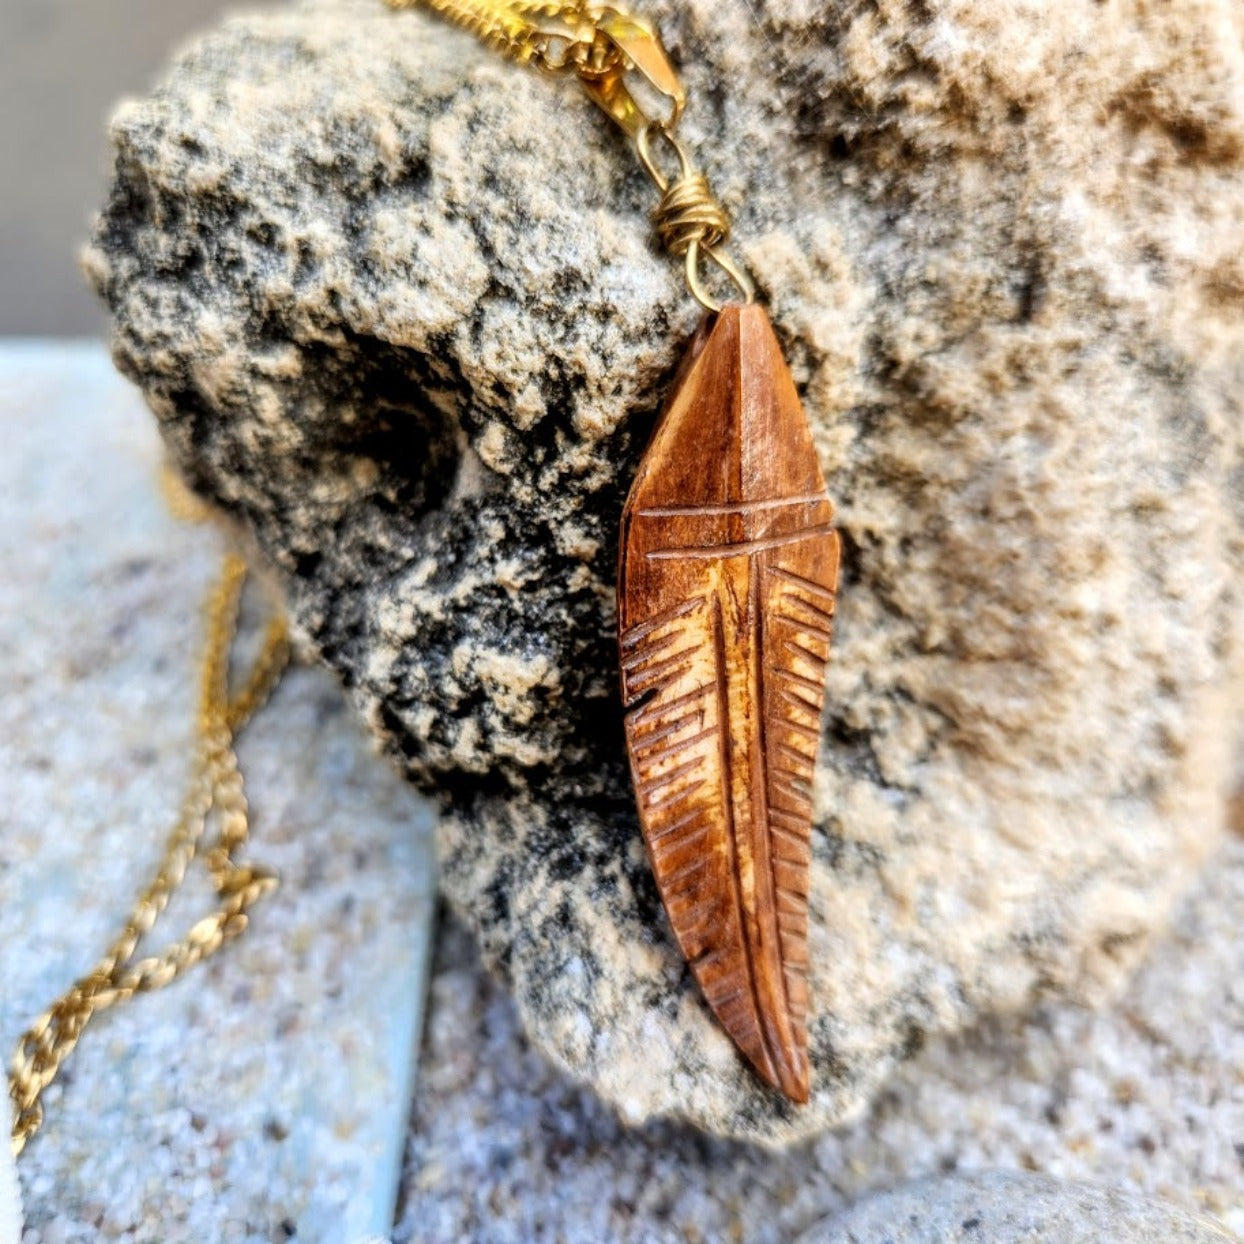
[685,239,755,314]
[635,121,692,192]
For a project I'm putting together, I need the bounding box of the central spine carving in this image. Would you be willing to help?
[618,303,840,1103]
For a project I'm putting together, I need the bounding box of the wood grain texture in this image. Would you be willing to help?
[618,303,840,1103]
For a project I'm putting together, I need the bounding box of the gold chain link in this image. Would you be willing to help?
[384,0,620,75]
[388,0,756,310]
[8,553,289,1158]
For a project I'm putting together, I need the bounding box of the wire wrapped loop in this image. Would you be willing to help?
[636,122,755,313]
[653,168,729,256]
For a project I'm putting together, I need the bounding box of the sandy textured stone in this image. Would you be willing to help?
[805,1171,1239,1243]
[0,344,437,1241]
[85,0,1244,1141]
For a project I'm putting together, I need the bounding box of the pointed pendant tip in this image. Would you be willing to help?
[785,1066,811,1106]
[754,1045,810,1105]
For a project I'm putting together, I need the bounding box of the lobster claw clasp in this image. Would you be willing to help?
[579,11,685,138]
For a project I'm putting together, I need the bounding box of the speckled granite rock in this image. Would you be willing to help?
[85,0,1244,1141]
[805,1171,1239,1243]
[0,344,437,1241]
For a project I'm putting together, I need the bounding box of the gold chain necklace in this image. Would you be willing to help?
[8,546,288,1158]
[10,0,840,1155]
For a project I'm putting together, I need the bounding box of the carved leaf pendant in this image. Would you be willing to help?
[618,303,840,1103]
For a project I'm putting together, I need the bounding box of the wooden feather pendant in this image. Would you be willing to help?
[618,303,840,1103]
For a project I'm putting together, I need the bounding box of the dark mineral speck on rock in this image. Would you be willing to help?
[86,0,1244,1141]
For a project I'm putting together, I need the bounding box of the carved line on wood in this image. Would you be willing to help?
[644,521,838,561]
[636,493,830,518]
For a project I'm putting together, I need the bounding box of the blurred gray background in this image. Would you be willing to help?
[0,0,275,336]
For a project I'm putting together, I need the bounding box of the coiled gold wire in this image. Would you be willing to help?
[637,123,754,312]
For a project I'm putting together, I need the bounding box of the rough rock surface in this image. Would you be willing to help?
[805,1171,1239,1243]
[85,0,1244,1142]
